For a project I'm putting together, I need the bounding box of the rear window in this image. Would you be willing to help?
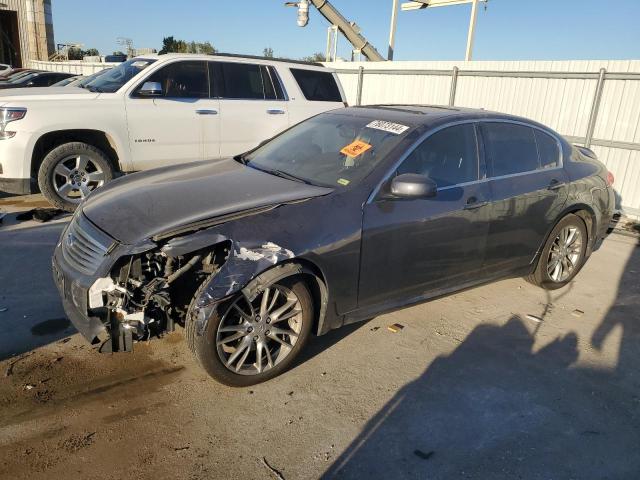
[534,129,561,169]
[482,123,540,177]
[290,68,342,102]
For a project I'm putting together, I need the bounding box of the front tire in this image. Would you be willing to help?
[37,142,114,211]
[186,276,313,387]
[528,214,588,290]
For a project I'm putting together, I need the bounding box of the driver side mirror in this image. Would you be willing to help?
[389,173,437,199]
[138,81,163,97]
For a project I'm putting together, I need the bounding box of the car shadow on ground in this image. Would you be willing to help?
[322,242,640,479]
[0,219,73,361]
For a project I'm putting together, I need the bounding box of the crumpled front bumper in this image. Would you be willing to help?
[52,242,108,343]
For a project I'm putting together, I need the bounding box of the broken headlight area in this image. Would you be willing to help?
[89,243,231,353]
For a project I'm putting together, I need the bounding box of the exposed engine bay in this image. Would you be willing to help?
[89,245,230,353]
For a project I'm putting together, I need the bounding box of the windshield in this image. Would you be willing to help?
[75,68,110,88]
[83,58,156,93]
[244,113,413,188]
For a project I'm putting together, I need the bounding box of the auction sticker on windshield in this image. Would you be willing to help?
[341,140,372,158]
[366,120,410,135]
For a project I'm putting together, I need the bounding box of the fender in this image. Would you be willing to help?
[190,242,330,338]
[530,203,597,267]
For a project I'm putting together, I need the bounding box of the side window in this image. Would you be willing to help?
[290,68,342,102]
[138,61,208,98]
[31,75,50,86]
[534,129,560,169]
[217,62,264,99]
[482,123,540,177]
[397,124,479,188]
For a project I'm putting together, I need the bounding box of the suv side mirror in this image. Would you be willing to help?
[390,173,437,199]
[139,81,163,97]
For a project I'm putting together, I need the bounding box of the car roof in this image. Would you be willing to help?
[140,53,330,70]
[332,105,554,132]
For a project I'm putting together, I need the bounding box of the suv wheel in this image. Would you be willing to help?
[38,142,114,211]
[186,276,313,387]
[528,214,588,290]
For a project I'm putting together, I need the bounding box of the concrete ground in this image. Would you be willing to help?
[0,194,639,480]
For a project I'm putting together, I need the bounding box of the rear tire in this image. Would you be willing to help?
[527,214,588,290]
[186,275,313,387]
[37,142,114,212]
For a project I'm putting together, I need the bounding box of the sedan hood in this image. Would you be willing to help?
[82,158,332,244]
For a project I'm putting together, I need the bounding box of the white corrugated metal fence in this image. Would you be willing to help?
[327,60,640,217]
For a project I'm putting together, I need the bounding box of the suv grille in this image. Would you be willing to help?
[61,214,114,275]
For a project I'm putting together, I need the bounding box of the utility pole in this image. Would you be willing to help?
[388,0,400,60]
[401,0,487,61]
[465,0,479,61]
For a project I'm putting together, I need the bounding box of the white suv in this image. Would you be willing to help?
[0,54,346,210]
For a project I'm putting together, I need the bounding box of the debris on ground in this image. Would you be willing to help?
[262,457,285,480]
[23,384,35,391]
[414,449,435,460]
[5,352,34,377]
[15,208,66,223]
[387,323,405,333]
[572,309,585,318]
[174,445,190,451]
[370,326,380,332]
[526,314,543,323]
[60,432,96,453]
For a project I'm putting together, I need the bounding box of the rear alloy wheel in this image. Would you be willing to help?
[528,214,588,290]
[38,142,114,211]
[187,276,313,386]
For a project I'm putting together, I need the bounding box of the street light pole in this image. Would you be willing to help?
[464,0,479,61]
[388,0,399,60]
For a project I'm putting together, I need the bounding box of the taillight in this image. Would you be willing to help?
[606,171,614,186]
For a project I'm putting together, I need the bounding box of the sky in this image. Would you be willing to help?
[51,0,640,61]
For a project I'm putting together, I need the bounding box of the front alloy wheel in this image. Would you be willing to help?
[38,142,114,212]
[186,276,313,386]
[216,285,303,375]
[53,154,107,202]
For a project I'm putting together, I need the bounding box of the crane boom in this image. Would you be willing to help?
[308,0,385,61]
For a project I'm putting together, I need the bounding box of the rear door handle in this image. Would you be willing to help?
[196,109,218,115]
[464,197,489,210]
[548,179,566,190]
[267,109,285,115]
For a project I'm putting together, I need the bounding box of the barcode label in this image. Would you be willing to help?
[366,120,410,135]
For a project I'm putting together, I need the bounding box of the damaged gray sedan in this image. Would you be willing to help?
[52,106,614,386]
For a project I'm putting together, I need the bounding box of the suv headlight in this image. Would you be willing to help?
[0,107,27,140]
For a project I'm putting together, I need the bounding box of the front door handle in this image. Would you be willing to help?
[267,109,285,115]
[464,197,489,210]
[548,179,566,191]
[196,109,218,115]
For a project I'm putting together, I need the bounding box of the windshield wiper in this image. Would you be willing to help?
[234,154,249,165]
[265,168,315,185]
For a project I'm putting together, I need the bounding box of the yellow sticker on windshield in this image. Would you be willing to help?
[337,178,350,186]
[340,140,372,158]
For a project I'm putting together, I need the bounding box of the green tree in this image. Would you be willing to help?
[263,47,274,58]
[301,52,326,62]
[159,36,188,54]
[161,36,216,55]
[67,47,100,60]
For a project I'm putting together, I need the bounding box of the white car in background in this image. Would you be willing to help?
[0,53,346,210]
